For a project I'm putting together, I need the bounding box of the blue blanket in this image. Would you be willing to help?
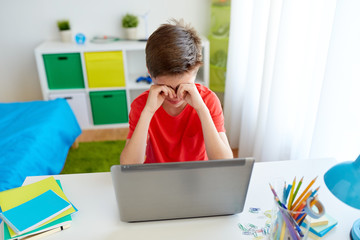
[0,99,81,192]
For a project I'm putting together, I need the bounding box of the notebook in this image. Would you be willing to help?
[0,189,71,235]
[111,158,255,222]
[309,213,338,237]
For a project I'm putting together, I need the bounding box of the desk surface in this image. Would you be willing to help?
[1,158,359,240]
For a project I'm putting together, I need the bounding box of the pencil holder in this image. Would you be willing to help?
[270,201,311,240]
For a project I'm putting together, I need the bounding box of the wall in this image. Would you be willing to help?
[0,0,211,102]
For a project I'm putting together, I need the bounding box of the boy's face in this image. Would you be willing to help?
[152,70,197,109]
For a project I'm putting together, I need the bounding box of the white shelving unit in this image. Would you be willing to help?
[34,38,209,129]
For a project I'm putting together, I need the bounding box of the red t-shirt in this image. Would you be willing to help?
[127,84,225,163]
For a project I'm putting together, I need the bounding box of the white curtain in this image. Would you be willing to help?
[224,0,360,162]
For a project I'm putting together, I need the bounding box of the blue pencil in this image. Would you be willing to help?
[284,184,292,204]
[310,186,320,198]
[282,181,287,203]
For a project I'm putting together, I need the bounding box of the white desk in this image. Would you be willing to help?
[1,158,359,239]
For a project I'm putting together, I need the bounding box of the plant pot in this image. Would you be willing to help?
[124,28,137,40]
[60,30,72,43]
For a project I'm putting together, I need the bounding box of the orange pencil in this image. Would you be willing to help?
[292,193,316,219]
[310,195,318,207]
[291,176,317,210]
[296,212,306,224]
[293,201,307,219]
[287,177,296,208]
[293,190,313,212]
[296,195,318,224]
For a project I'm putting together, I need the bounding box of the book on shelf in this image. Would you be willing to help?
[0,189,71,235]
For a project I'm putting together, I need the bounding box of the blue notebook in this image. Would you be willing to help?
[0,189,71,235]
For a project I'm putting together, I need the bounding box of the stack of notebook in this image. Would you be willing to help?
[308,213,338,239]
[0,177,77,240]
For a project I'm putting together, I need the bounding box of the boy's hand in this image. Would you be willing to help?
[177,83,206,112]
[144,85,176,114]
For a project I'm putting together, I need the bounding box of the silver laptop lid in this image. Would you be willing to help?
[111,158,255,222]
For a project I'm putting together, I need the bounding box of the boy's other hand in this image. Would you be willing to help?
[144,85,176,114]
[178,83,206,112]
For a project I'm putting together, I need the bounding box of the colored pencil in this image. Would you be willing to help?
[269,183,304,238]
[284,184,292,204]
[281,207,302,240]
[296,212,306,224]
[291,176,317,210]
[296,196,319,224]
[310,195,318,208]
[293,190,313,212]
[282,181,287,203]
[280,222,286,240]
[310,186,320,198]
[291,176,303,206]
[292,201,307,219]
[287,177,296,209]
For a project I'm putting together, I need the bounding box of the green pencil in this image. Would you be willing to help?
[290,176,303,206]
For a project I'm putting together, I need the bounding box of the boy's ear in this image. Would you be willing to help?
[147,67,152,78]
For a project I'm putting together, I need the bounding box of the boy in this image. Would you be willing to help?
[120,20,233,164]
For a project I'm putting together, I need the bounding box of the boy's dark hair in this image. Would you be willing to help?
[146,19,203,78]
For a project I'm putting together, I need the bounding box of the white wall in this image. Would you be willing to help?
[0,0,211,102]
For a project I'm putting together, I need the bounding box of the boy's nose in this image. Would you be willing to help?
[168,94,178,100]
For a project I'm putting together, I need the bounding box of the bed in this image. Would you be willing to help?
[0,99,81,192]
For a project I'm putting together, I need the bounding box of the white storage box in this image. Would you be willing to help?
[49,92,90,128]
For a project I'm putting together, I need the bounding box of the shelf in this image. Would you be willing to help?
[35,39,209,129]
[127,80,153,90]
[35,41,147,54]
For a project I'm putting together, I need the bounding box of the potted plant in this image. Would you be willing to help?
[122,14,139,40]
[57,20,72,43]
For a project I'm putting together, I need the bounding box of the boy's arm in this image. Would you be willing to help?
[196,106,233,160]
[178,84,234,160]
[120,110,153,164]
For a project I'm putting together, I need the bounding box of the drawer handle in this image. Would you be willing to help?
[103,95,113,98]
[58,56,68,60]
[64,97,73,100]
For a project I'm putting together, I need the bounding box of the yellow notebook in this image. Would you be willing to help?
[0,177,76,237]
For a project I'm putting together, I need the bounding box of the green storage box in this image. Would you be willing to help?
[209,35,229,68]
[89,90,128,125]
[210,65,226,92]
[210,4,231,37]
[43,53,84,89]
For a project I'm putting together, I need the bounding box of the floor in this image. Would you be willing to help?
[77,128,129,142]
[76,128,238,157]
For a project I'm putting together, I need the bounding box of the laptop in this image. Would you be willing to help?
[110,158,255,222]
